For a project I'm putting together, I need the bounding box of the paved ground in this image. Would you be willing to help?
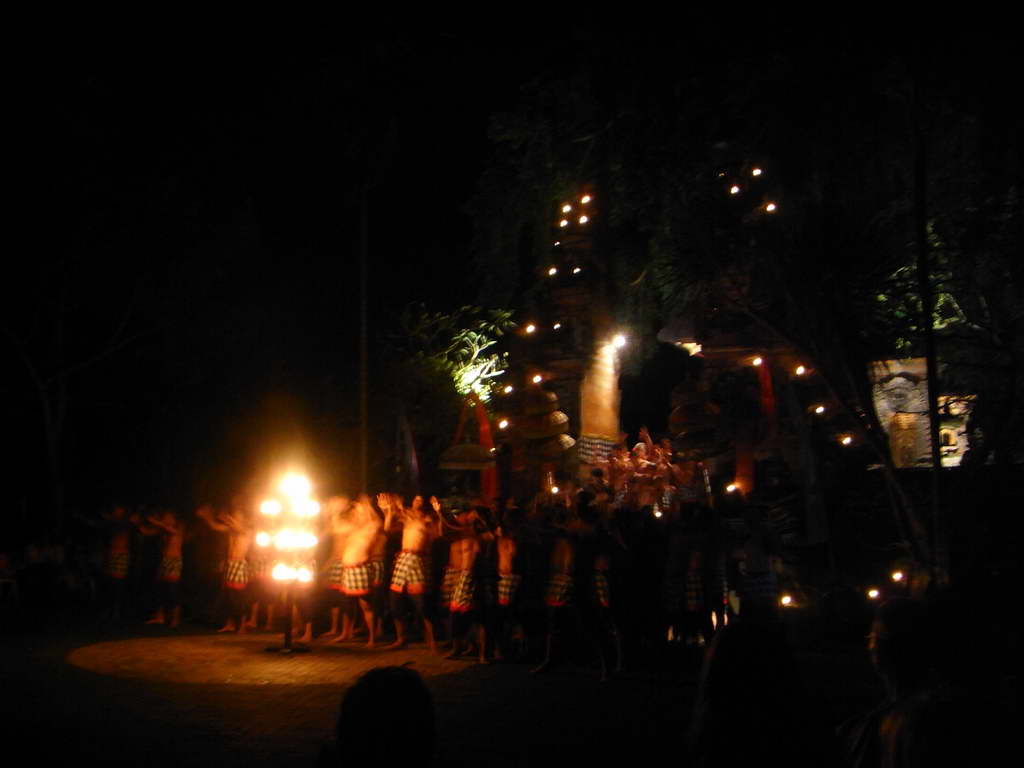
[2,615,881,767]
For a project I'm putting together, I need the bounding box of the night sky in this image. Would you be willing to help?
[6,29,1017,534]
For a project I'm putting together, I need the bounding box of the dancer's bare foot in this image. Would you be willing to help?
[144,616,165,625]
[384,639,407,651]
[217,621,237,633]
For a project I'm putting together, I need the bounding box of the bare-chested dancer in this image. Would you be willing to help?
[367,506,388,638]
[322,496,353,637]
[139,509,185,628]
[443,508,489,663]
[495,506,526,659]
[198,500,252,634]
[532,498,576,676]
[329,494,380,648]
[78,504,134,620]
[381,493,438,652]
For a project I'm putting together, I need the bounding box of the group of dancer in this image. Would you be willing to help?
[87,429,786,678]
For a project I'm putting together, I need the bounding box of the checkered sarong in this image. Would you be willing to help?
[368,558,385,588]
[159,556,182,583]
[224,559,248,590]
[544,572,574,607]
[390,550,428,595]
[325,560,345,590]
[440,565,458,606]
[107,551,130,579]
[342,563,371,596]
[497,572,522,606]
[592,570,611,608]
[449,569,476,613]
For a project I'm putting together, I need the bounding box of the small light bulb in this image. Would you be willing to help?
[503,385,513,394]
[559,219,569,227]
[752,356,763,366]
[256,532,271,547]
[726,483,738,493]
[562,204,572,213]
[613,334,626,348]
[653,510,663,518]
[578,215,589,224]
[765,202,777,212]
[553,241,561,246]
[730,185,741,195]
[814,405,825,414]
[551,486,559,494]
[891,570,904,582]
[532,374,542,384]
[572,266,581,274]
[752,167,762,176]
[498,419,509,430]
[553,322,562,330]
[867,588,880,599]
[525,324,536,334]
[841,436,853,446]
[795,365,806,376]
[581,195,592,204]
[780,595,793,606]
[548,266,558,276]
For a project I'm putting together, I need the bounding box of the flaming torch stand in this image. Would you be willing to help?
[265,582,310,654]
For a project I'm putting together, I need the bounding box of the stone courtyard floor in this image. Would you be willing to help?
[1,616,881,767]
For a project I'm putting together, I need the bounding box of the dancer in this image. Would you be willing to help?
[495,506,527,659]
[444,508,489,663]
[322,496,353,638]
[382,494,438,652]
[331,494,380,648]
[139,509,185,628]
[198,500,252,634]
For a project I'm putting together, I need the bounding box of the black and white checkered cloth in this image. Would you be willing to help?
[224,559,249,589]
[159,556,182,583]
[449,569,476,613]
[390,551,428,594]
[342,563,371,596]
[325,560,345,590]
[592,570,611,608]
[544,572,574,607]
[440,565,458,606]
[497,572,522,606]
[578,434,617,465]
[106,551,130,579]
[368,558,386,588]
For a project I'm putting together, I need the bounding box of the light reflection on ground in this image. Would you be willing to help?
[66,633,466,685]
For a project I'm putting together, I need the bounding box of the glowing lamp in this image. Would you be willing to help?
[572,266,582,274]
[726,483,738,493]
[578,215,589,224]
[840,435,853,446]
[272,563,294,581]
[525,324,536,334]
[559,219,569,228]
[765,202,778,212]
[891,570,905,583]
[260,500,282,516]
[867,588,880,600]
[681,342,702,356]
[730,185,741,194]
[653,510,663,518]
[581,194,592,203]
[503,385,513,394]
[814,405,825,414]
[551,486,560,494]
[780,594,793,607]
[296,568,313,583]
[256,532,271,547]
[532,374,543,384]
[548,266,558,276]
[752,167,762,176]
[752,356,763,366]
[795,365,806,376]
[553,322,562,330]
[297,499,320,518]
[498,419,510,430]
[553,241,561,246]
[562,204,572,213]
[612,334,627,348]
